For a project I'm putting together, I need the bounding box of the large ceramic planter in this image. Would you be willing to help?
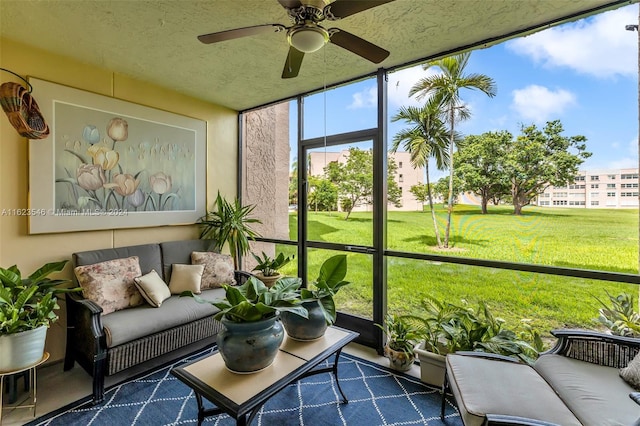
[384,345,415,372]
[255,273,281,288]
[281,300,327,341]
[0,325,47,371]
[414,341,446,387]
[217,314,284,373]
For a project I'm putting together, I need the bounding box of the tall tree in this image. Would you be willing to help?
[325,148,401,220]
[410,52,497,247]
[455,131,511,214]
[391,98,449,247]
[505,120,590,215]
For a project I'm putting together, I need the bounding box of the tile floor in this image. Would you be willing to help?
[2,343,421,425]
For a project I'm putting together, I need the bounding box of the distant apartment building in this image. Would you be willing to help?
[308,150,424,211]
[536,168,639,208]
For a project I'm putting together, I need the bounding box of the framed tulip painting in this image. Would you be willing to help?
[27,78,206,234]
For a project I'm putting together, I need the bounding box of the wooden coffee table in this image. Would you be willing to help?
[171,326,359,426]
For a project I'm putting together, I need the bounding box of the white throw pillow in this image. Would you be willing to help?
[168,264,205,294]
[134,269,171,307]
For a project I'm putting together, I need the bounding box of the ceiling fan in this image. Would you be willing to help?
[197,0,395,79]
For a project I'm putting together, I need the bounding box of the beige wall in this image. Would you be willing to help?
[0,38,239,363]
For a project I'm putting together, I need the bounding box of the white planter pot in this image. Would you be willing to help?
[384,345,414,372]
[0,326,47,371]
[255,272,281,288]
[414,341,446,387]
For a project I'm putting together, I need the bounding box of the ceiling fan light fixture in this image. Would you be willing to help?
[288,25,329,53]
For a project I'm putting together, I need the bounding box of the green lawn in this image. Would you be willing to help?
[277,205,639,339]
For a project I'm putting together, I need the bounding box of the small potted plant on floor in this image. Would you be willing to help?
[376,313,421,371]
[0,260,81,371]
[182,276,307,373]
[251,251,294,288]
[280,254,351,341]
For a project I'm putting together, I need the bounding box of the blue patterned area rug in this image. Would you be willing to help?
[29,348,462,425]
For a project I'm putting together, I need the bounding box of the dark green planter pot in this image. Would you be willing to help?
[217,314,284,373]
[281,301,328,341]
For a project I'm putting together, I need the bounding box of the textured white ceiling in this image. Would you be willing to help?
[0,0,634,111]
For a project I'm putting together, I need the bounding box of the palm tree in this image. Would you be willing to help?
[391,98,449,248]
[410,52,497,248]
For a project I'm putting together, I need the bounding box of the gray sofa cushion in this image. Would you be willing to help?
[74,243,162,277]
[534,354,638,426]
[446,354,581,426]
[102,287,225,347]
[160,239,216,282]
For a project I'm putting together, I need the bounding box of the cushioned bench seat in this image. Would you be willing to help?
[102,288,225,347]
[443,330,640,426]
[533,354,637,426]
[446,354,582,426]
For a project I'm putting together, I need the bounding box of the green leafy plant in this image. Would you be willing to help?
[595,291,640,337]
[251,252,294,277]
[198,191,262,270]
[299,254,351,325]
[0,260,81,334]
[409,296,543,365]
[183,276,307,323]
[376,313,421,357]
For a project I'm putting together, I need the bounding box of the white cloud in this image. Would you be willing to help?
[510,85,576,122]
[506,6,637,78]
[348,85,377,109]
[386,65,428,108]
[596,137,638,169]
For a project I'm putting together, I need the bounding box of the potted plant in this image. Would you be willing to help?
[198,191,262,270]
[409,296,543,387]
[251,251,294,288]
[0,260,81,371]
[375,313,421,371]
[280,254,350,341]
[595,291,640,337]
[182,276,307,373]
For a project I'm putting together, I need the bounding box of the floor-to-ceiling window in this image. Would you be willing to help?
[240,4,640,351]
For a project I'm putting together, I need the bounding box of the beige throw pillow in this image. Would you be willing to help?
[191,251,236,289]
[134,269,171,307]
[169,264,205,294]
[74,256,143,315]
[620,351,640,391]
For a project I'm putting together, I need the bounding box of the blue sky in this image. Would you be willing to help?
[295,4,639,177]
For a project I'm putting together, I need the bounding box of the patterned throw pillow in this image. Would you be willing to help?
[191,252,236,289]
[168,264,205,294]
[620,351,640,390]
[74,256,143,315]
[134,269,171,308]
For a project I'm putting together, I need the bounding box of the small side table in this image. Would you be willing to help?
[0,352,49,424]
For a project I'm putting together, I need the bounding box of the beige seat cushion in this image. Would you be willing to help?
[534,354,638,426]
[446,354,581,426]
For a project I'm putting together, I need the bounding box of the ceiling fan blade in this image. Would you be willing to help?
[329,29,389,63]
[324,0,395,20]
[282,46,304,79]
[198,24,285,44]
[277,0,302,9]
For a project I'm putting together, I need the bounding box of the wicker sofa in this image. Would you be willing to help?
[442,329,640,426]
[64,239,250,403]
